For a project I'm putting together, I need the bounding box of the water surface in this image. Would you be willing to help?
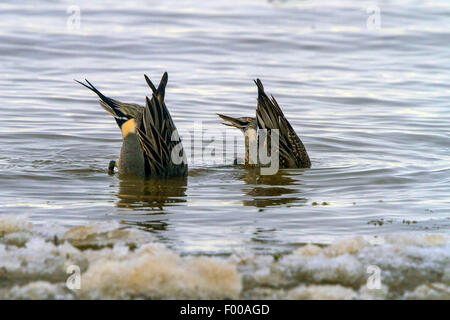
[0,0,449,257]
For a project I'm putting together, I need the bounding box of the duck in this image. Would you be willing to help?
[76,72,187,178]
[218,79,311,169]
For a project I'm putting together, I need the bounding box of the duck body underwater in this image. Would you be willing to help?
[76,72,188,179]
[77,74,310,179]
[218,79,311,169]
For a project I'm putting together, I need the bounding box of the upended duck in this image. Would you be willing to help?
[218,79,311,169]
[76,72,187,178]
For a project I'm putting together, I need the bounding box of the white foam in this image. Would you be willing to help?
[402,283,450,300]
[0,281,72,300]
[0,214,32,236]
[80,244,241,299]
[287,284,358,300]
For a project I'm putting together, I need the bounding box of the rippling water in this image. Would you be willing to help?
[0,0,449,263]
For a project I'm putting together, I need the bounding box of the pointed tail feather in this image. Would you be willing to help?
[75,79,125,118]
[76,78,143,127]
[75,79,118,114]
[144,74,157,94]
[144,72,168,103]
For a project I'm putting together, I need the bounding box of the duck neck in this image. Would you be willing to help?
[118,119,146,177]
[244,128,258,165]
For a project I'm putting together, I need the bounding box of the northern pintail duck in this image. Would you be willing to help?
[218,79,311,168]
[76,72,187,178]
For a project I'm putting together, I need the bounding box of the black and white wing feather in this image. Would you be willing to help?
[75,79,143,127]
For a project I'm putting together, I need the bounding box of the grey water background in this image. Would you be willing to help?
[0,0,448,254]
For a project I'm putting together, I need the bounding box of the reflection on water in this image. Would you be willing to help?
[124,219,170,233]
[239,168,307,208]
[116,177,187,210]
[117,177,187,234]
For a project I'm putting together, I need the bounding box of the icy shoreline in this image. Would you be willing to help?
[0,215,448,299]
